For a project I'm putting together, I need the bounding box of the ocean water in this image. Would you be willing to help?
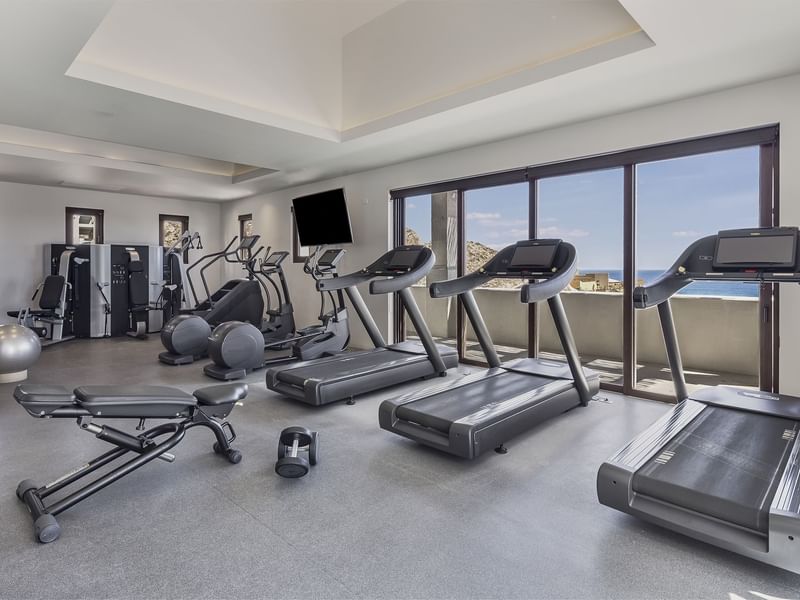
[589,269,759,298]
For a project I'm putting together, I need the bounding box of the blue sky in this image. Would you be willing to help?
[405,146,760,270]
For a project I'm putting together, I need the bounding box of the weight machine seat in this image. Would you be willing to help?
[39,275,65,310]
[14,385,76,416]
[74,386,196,418]
[193,383,248,406]
[7,309,59,318]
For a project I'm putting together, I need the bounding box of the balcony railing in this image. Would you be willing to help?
[408,286,758,395]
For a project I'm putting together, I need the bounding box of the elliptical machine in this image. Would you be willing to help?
[158,236,265,365]
[203,247,350,381]
[159,230,203,324]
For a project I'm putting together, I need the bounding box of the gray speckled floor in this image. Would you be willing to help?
[0,337,798,600]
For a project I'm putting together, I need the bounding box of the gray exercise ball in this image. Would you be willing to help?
[0,324,42,383]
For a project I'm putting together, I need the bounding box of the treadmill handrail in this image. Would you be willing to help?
[316,246,435,295]
[430,272,492,298]
[521,243,578,304]
[370,248,434,295]
[317,271,372,292]
[632,235,711,308]
[430,241,578,304]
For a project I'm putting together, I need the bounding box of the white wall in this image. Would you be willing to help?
[221,72,800,394]
[0,182,222,322]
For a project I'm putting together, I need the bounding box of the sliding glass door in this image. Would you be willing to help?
[401,192,459,354]
[634,147,763,396]
[536,169,624,386]
[463,183,529,363]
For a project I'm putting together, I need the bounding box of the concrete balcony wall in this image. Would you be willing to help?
[409,286,759,377]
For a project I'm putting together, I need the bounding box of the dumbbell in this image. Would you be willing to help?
[275,426,318,478]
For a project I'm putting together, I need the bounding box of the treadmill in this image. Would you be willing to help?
[597,226,800,575]
[265,245,459,406]
[379,239,600,458]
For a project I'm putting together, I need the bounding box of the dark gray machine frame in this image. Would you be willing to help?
[597,227,800,575]
[265,245,458,406]
[379,239,599,458]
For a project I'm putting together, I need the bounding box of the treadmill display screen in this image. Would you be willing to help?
[714,234,796,268]
[509,245,557,270]
[318,249,342,266]
[386,250,419,270]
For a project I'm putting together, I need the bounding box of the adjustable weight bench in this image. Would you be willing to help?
[14,382,247,543]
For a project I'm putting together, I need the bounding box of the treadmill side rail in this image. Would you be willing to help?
[598,400,706,516]
[600,400,706,472]
[769,434,800,573]
[598,400,800,575]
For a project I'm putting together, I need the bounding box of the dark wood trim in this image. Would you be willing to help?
[392,196,406,343]
[758,141,780,392]
[773,138,781,391]
[526,125,777,181]
[631,388,678,405]
[758,143,773,392]
[238,213,253,238]
[291,209,311,264]
[622,165,636,395]
[392,168,526,198]
[456,190,467,360]
[66,206,104,244]
[459,357,490,368]
[601,382,624,395]
[528,176,539,358]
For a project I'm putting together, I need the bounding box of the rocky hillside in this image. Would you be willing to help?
[405,228,521,288]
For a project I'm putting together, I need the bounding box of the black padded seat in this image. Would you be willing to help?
[39,275,65,310]
[193,383,248,406]
[74,386,197,418]
[7,310,57,318]
[14,385,79,417]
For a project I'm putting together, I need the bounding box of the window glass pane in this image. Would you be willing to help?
[243,219,254,238]
[404,193,457,352]
[635,146,760,395]
[464,183,528,362]
[537,169,625,385]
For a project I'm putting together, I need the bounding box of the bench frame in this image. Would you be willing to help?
[16,394,241,543]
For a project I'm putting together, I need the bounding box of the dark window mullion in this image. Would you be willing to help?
[393,197,405,344]
[622,164,637,396]
[528,176,539,359]
[759,142,778,392]
[456,190,466,361]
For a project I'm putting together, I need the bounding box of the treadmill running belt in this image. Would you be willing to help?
[277,349,420,386]
[632,406,798,533]
[395,372,569,434]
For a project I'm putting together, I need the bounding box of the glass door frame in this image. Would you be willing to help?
[392,125,780,402]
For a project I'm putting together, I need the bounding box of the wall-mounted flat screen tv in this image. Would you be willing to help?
[292,188,354,247]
